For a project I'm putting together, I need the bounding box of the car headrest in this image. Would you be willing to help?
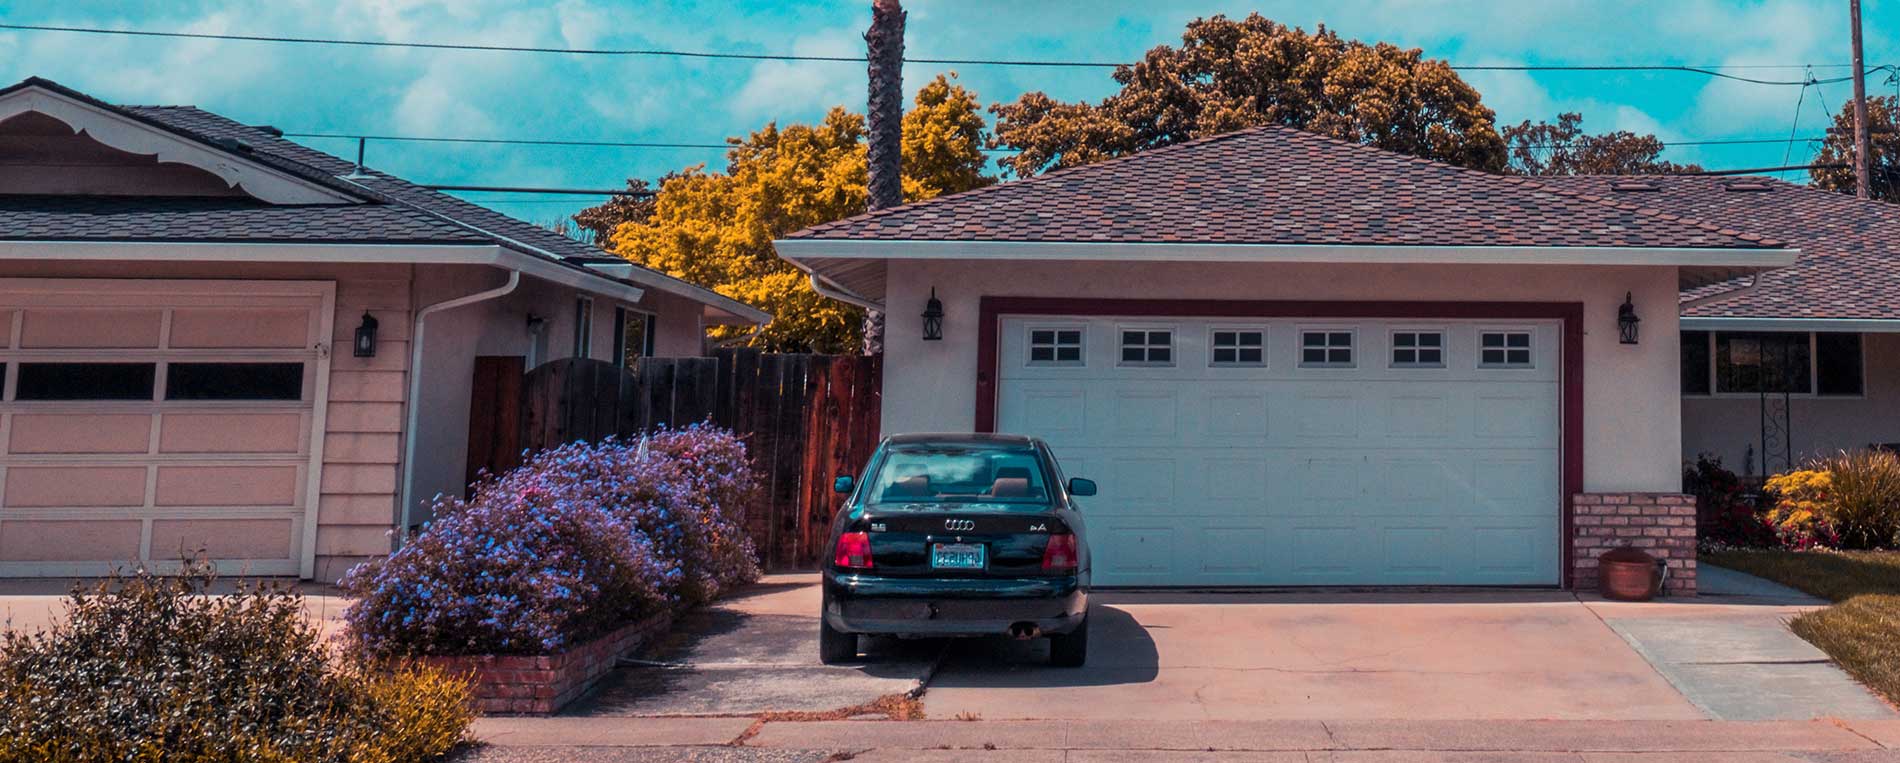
[994,466,1032,481]
[883,474,932,500]
[988,477,1032,498]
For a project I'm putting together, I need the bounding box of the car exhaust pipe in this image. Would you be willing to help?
[1008,622,1041,640]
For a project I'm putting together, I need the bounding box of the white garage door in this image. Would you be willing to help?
[997,316,1562,586]
[0,279,333,577]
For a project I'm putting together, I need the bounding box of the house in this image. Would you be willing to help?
[775,125,1799,593]
[1539,175,1898,477]
[0,77,767,581]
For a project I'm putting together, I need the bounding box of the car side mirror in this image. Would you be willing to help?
[1067,477,1097,497]
[833,475,855,495]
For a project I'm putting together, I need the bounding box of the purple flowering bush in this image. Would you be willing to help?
[341,425,759,657]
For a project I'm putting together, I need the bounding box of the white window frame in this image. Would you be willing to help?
[1116,324,1176,368]
[1026,324,1086,367]
[1389,328,1447,369]
[1685,331,1868,400]
[573,296,594,360]
[1478,328,1535,369]
[1208,326,1267,368]
[613,306,656,368]
[1298,326,1357,369]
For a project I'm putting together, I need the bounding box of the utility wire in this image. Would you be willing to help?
[0,22,1888,84]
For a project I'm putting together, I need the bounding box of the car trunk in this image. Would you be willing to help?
[857,507,1068,577]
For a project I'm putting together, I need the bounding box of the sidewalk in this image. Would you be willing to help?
[464,717,1900,761]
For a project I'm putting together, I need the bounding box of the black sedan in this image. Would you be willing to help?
[818,433,1094,667]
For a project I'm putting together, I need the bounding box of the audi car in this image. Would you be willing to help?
[818,433,1094,667]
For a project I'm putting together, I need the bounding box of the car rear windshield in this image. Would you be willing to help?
[866,443,1052,509]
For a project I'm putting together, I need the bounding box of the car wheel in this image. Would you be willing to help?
[818,603,857,664]
[1048,614,1088,667]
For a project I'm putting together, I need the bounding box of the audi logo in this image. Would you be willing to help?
[943,518,976,532]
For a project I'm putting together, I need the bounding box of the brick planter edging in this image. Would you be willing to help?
[1571,492,1697,596]
[422,608,676,715]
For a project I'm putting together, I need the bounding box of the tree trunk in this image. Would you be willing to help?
[860,0,905,356]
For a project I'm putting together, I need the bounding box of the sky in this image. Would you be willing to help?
[0,0,1892,227]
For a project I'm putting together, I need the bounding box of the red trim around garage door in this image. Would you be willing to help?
[974,296,1586,588]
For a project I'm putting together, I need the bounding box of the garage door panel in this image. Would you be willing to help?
[159,413,306,454]
[0,519,141,561]
[150,518,295,560]
[169,309,311,348]
[9,413,151,453]
[19,309,164,348]
[6,466,147,507]
[154,465,300,507]
[1000,315,1562,587]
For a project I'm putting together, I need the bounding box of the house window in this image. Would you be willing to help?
[1716,332,1810,394]
[573,296,594,360]
[1681,330,1712,395]
[165,362,304,401]
[1028,327,1084,366]
[1391,331,1445,367]
[1300,330,1354,367]
[15,362,156,401]
[1210,329,1265,367]
[1817,333,1864,396]
[1480,331,1533,367]
[1119,328,1174,366]
[614,307,656,367]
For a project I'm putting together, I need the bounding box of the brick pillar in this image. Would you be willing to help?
[1570,493,1697,596]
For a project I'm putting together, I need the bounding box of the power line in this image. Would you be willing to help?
[289,130,1022,153]
[0,22,1888,84]
[1676,162,1847,175]
[424,184,649,196]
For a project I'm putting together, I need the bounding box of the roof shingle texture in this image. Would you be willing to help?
[788,126,1780,251]
[0,195,488,243]
[1541,176,1900,320]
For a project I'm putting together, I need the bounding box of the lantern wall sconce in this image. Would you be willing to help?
[921,287,945,341]
[352,313,379,357]
[1617,292,1641,345]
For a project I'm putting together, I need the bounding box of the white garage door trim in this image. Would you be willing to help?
[0,279,334,578]
[979,300,1582,588]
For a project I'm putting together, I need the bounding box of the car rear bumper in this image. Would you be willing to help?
[824,572,1087,637]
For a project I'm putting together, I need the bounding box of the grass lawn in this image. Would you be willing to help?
[1701,549,1900,706]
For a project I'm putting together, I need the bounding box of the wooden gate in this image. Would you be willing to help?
[465,349,882,569]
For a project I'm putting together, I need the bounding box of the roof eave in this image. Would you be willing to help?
[1681,316,1900,333]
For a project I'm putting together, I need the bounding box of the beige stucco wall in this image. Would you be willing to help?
[405,264,710,524]
[1682,331,1900,474]
[881,259,1684,493]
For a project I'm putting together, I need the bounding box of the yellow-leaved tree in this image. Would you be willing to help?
[601,74,992,353]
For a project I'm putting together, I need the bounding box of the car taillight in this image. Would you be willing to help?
[834,531,874,569]
[1042,533,1078,572]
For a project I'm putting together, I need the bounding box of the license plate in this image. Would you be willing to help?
[931,542,985,570]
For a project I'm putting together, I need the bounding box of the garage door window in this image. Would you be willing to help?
[1300,330,1354,367]
[15,362,156,400]
[1209,329,1264,367]
[165,362,304,401]
[1119,328,1174,366]
[1027,327,1084,366]
[1391,331,1445,368]
[1480,331,1533,368]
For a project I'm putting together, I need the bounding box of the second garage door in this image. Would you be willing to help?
[996,316,1562,587]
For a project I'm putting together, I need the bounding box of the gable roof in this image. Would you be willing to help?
[1539,175,1900,324]
[776,126,1794,305]
[0,78,767,325]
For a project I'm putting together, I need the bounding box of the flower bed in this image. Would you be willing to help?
[424,608,675,715]
[339,426,759,712]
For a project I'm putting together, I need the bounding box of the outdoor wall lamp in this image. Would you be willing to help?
[352,313,379,358]
[1617,292,1641,345]
[921,287,945,341]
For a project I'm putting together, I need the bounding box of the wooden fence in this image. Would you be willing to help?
[465,349,883,569]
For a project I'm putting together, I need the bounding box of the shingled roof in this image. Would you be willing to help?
[787,126,1782,250]
[1540,175,1900,321]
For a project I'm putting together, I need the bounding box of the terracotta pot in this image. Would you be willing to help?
[1599,547,1660,601]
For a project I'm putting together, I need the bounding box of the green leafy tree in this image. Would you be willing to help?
[597,74,992,352]
[1503,113,1701,175]
[990,13,1508,177]
[1812,95,1900,200]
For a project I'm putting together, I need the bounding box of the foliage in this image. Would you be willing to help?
[342,426,759,658]
[1812,95,1900,201]
[1702,549,1900,705]
[570,177,666,242]
[1763,468,1839,549]
[989,13,1507,177]
[596,74,993,353]
[0,566,470,763]
[1812,449,1900,549]
[1503,112,1701,176]
[1685,454,1775,550]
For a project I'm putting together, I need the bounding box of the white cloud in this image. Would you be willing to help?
[729,27,864,122]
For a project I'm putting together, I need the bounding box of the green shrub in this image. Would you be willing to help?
[0,565,470,763]
[1815,450,1900,549]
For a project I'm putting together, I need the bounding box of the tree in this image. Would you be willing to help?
[990,13,1508,177]
[596,74,992,353]
[1503,113,1700,176]
[1812,95,1900,201]
[570,177,663,242]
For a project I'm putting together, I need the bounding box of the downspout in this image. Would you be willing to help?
[394,270,522,543]
[807,272,883,312]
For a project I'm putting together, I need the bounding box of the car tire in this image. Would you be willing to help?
[818,606,857,664]
[1048,614,1088,667]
